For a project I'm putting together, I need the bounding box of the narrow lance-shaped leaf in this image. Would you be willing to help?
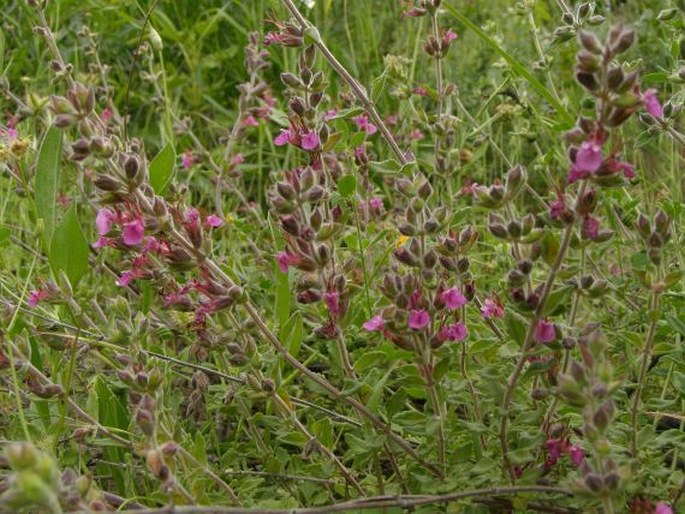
[149,142,176,194]
[34,126,62,247]
[49,205,89,287]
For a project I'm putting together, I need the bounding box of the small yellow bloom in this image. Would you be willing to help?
[395,234,409,248]
[225,213,235,225]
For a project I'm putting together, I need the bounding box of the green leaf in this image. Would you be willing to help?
[338,175,356,197]
[0,227,10,244]
[504,311,528,347]
[149,142,176,194]
[49,205,89,287]
[275,271,291,329]
[34,126,62,246]
[443,3,574,126]
[280,313,303,359]
[386,387,406,419]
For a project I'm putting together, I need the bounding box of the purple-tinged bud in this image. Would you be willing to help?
[124,155,140,180]
[289,96,306,116]
[276,181,296,200]
[584,473,603,493]
[654,210,671,236]
[457,257,470,274]
[423,250,437,269]
[607,66,624,90]
[507,269,526,287]
[54,114,76,128]
[280,216,300,237]
[417,180,433,199]
[306,185,325,202]
[636,213,651,239]
[570,360,586,385]
[394,247,419,267]
[611,28,635,55]
[94,175,121,192]
[578,30,602,54]
[575,71,599,91]
[136,409,155,437]
[315,244,330,267]
[280,72,303,89]
[506,220,522,238]
[648,232,663,248]
[395,177,414,196]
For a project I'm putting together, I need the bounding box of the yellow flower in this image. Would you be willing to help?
[225,213,235,225]
[395,234,409,248]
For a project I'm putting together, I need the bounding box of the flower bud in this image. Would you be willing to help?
[578,30,602,55]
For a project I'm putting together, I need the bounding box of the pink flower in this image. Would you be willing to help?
[300,131,320,151]
[181,149,194,170]
[616,161,635,179]
[481,297,504,319]
[101,108,113,123]
[444,29,458,42]
[569,445,584,467]
[324,291,340,315]
[412,87,428,96]
[274,129,293,146]
[276,251,299,273]
[385,115,399,126]
[642,89,663,118]
[92,236,113,248]
[655,501,674,514]
[408,309,430,330]
[324,109,337,121]
[567,165,589,185]
[546,439,563,464]
[582,216,600,240]
[204,214,223,229]
[122,218,144,246]
[369,196,383,210]
[116,271,134,287]
[440,287,467,310]
[363,315,384,332]
[243,115,259,127]
[410,129,424,141]
[354,115,378,135]
[439,322,468,342]
[549,198,565,220]
[27,289,48,308]
[575,140,603,173]
[534,319,556,343]
[231,153,245,166]
[95,208,114,236]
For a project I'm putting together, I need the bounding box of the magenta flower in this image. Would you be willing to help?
[204,214,223,229]
[27,289,48,308]
[440,287,467,310]
[324,109,337,121]
[122,218,144,246]
[92,236,113,249]
[116,271,134,287]
[642,89,663,118]
[481,297,504,319]
[575,140,603,173]
[546,439,563,463]
[101,108,113,124]
[243,115,259,127]
[181,149,194,170]
[300,131,321,151]
[439,322,468,342]
[231,153,245,166]
[411,87,428,97]
[354,115,378,135]
[95,208,114,236]
[655,502,674,514]
[274,129,293,146]
[276,251,299,273]
[549,198,565,220]
[534,319,556,343]
[408,309,430,330]
[569,445,584,467]
[324,291,340,315]
[444,29,458,42]
[582,216,600,240]
[369,196,383,210]
[363,315,384,332]
[410,129,424,141]
[617,161,635,179]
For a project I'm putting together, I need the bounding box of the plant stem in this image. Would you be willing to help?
[499,187,582,480]
[629,285,661,458]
